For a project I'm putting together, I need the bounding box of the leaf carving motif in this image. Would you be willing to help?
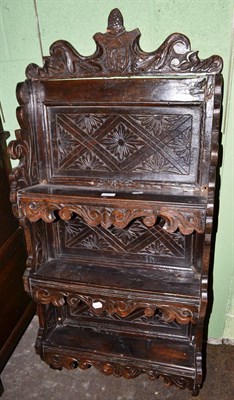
[133,153,180,174]
[110,219,147,245]
[42,350,195,390]
[8,92,39,215]
[34,288,66,306]
[140,240,174,256]
[134,115,181,137]
[26,9,222,79]
[21,201,205,234]
[30,288,197,324]
[69,150,107,171]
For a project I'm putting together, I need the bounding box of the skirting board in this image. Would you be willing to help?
[208,338,234,345]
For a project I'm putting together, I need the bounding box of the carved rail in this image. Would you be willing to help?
[32,287,197,325]
[20,200,205,235]
[41,351,195,391]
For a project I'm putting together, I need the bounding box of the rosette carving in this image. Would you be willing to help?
[26,8,222,80]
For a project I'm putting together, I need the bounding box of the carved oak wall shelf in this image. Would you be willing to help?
[8,8,222,397]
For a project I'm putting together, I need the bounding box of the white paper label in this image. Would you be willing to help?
[101,193,116,197]
[92,301,103,309]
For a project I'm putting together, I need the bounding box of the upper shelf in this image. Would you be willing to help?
[17,184,206,234]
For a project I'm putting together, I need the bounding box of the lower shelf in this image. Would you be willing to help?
[35,322,202,392]
[38,323,196,372]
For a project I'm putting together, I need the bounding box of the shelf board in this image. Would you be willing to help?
[18,184,206,233]
[18,184,206,205]
[41,324,196,372]
[31,258,201,299]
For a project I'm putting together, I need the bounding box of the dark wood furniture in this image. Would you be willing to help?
[8,9,223,396]
[0,117,35,395]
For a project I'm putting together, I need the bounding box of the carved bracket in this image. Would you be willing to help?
[20,200,205,235]
[31,287,197,325]
[42,351,195,391]
[8,82,39,217]
[26,8,222,79]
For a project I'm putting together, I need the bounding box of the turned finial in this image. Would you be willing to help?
[107,8,125,34]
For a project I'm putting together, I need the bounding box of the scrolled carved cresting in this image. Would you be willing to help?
[20,200,205,235]
[31,287,197,325]
[25,8,222,79]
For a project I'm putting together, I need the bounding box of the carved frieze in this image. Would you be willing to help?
[30,287,197,325]
[42,350,194,390]
[26,8,222,79]
[20,199,205,235]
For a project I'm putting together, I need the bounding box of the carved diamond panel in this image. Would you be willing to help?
[62,216,185,259]
[54,112,193,176]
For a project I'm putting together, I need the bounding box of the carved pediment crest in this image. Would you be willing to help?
[26,8,222,79]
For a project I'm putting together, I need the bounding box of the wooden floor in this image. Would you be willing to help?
[1,317,234,400]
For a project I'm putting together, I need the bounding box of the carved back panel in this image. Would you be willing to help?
[56,216,193,268]
[27,72,218,192]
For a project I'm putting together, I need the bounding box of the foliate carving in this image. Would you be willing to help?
[162,375,194,390]
[67,294,156,319]
[79,233,112,250]
[92,361,142,379]
[54,112,192,176]
[26,8,222,79]
[134,115,181,136]
[159,305,196,324]
[33,288,66,306]
[110,219,147,246]
[69,114,109,135]
[8,83,38,215]
[73,295,196,325]
[44,353,79,370]
[158,208,204,235]
[42,350,195,390]
[63,218,185,259]
[30,287,196,324]
[33,221,47,268]
[133,153,180,174]
[140,240,174,256]
[22,201,60,223]
[21,200,205,235]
